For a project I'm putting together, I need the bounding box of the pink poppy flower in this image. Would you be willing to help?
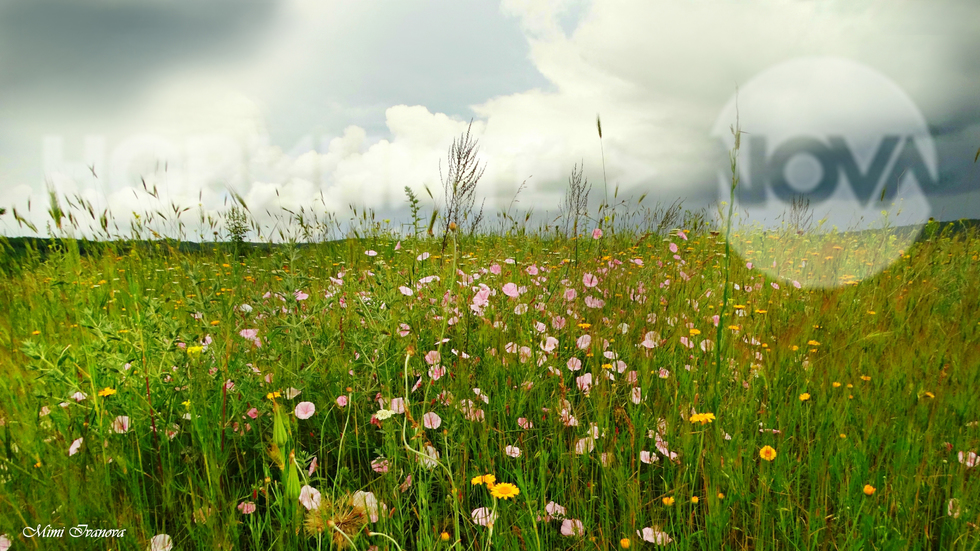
[561,519,585,536]
[246,407,259,419]
[526,265,539,275]
[423,412,442,429]
[640,451,657,464]
[71,391,87,402]
[399,286,413,296]
[69,437,83,456]
[631,387,642,404]
[238,502,256,515]
[584,296,605,309]
[541,336,559,353]
[389,398,406,414]
[669,242,678,253]
[576,334,592,350]
[471,507,497,527]
[959,450,979,468]
[371,457,390,473]
[518,417,533,429]
[309,456,317,476]
[502,282,520,298]
[638,526,672,545]
[294,290,309,301]
[574,437,595,455]
[294,402,316,420]
[489,263,502,275]
[113,416,130,433]
[353,491,384,522]
[417,252,430,261]
[299,485,321,510]
[576,373,593,393]
[365,250,378,257]
[563,288,577,301]
[425,350,441,365]
[592,228,603,239]
[793,280,802,289]
[677,230,688,241]
[582,273,598,288]
[505,445,522,458]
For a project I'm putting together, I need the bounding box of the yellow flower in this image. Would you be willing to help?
[210,320,220,326]
[791,345,799,351]
[471,475,484,486]
[182,400,191,408]
[471,474,496,487]
[839,433,847,439]
[98,387,116,397]
[759,445,777,461]
[860,375,871,382]
[187,345,204,355]
[689,412,716,425]
[923,391,935,399]
[32,330,41,336]
[832,382,842,388]
[266,391,281,400]
[620,538,631,548]
[577,323,592,329]
[863,484,875,495]
[440,532,450,542]
[717,492,725,500]
[691,496,699,504]
[662,496,675,506]
[799,393,811,402]
[807,340,820,346]
[601,363,613,370]
[490,482,520,500]
[689,328,701,336]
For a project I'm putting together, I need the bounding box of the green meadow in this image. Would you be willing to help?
[1,126,979,551]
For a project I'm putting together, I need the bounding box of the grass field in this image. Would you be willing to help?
[0,211,979,550]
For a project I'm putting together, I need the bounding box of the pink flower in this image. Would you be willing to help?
[309,456,318,476]
[574,437,595,454]
[71,391,87,402]
[417,252,430,261]
[526,265,539,275]
[423,412,442,429]
[489,263,502,275]
[352,491,383,522]
[576,334,592,350]
[669,242,678,253]
[336,396,348,407]
[640,451,657,464]
[471,507,497,527]
[793,280,802,289]
[564,288,577,301]
[246,407,259,419]
[582,273,598,288]
[561,519,585,537]
[299,485,321,510]
[365,250,378,257]
[545,501,567,519]
[631,387,642,404]
[0,534,11,551]
[294,402,316,419]
[638,526,672,545]
[399,286,413,296]
[541,336,559,353]
[959,450,979,468]
[502,282,520,298]
[371,457,390,473]
[294,290,309,301]
[505,445,521,458]
[746,262,753,269]
[429,365,446,380]
[584,296,605,309]
[238,501,257,515]
[576,373,593,393]
[592,228,603,239]
[395,241,401,250]
[389,398,406,414]
[677,230,688,241]
[112,416,130,434]
[517,417,533,429]
[69,437,83,456]
[425,350,441,365]
[567,357,582,371]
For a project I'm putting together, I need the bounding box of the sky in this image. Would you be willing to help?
[1,0,978,240]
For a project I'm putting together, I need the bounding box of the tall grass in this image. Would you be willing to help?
[0,122,979,551]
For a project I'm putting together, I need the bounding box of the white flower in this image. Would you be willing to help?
[147,534,173,551]
[505,445,521,458]
[374,409,393,421]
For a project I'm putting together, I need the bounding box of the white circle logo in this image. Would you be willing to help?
[711,56,936,289]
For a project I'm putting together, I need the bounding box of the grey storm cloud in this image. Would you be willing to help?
[0,0,280,109]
